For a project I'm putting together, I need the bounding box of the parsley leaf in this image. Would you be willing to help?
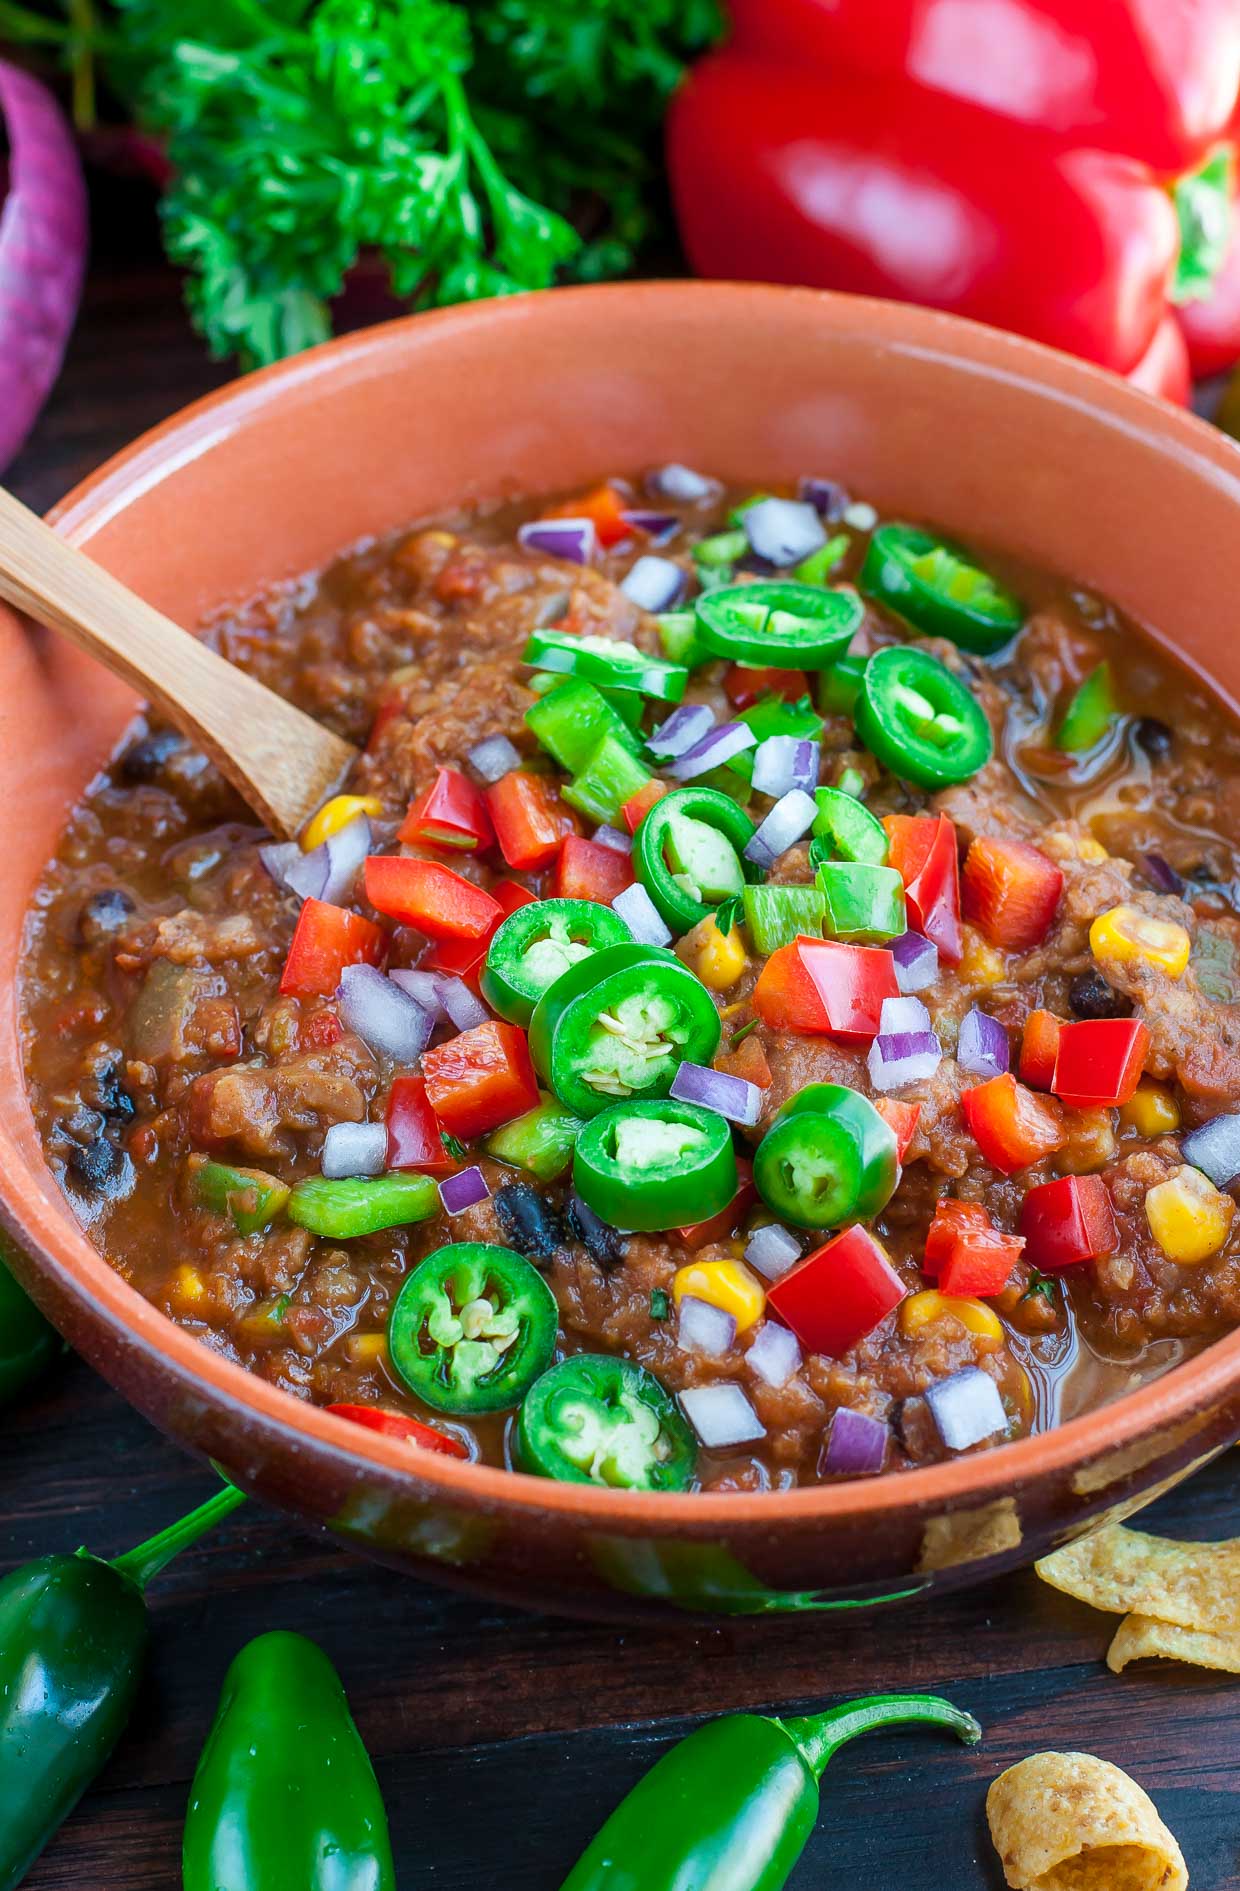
[714,894,743,937]
[649,1287,670,1320]
[441,1131,468,1161]
[1022,1271,1058,1305]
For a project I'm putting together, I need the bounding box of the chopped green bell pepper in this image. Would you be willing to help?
[817,653,867,717]
[816,862,907,943]
[1055,661,1118,752]
[794,533,850,585]
[657,612,710,670]
[484,1096,584,1180]
[518,1354,697,1491]
[573,1098,737,1232]
[188,1157,290,1236]
[563,734,652,824]
[812,786,889,865]
[693,527,749,570]
[742,884,826,954]
[524,628,687,702]
[525,678,643,771]
[287,1173,438,1239]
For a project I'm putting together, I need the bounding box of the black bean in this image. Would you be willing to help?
[1134,717,1174,762]
[493,1183,565,1262]
[567,1193,628,1269]
[1068,968,1131,1020]
[77,886,136,947]
[67,1135,130,1193]
[117,728,182,783]
[93,1064,136,1123]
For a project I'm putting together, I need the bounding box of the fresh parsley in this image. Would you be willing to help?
[714,894,743,937]
[1022,1271,1058,1306]
[649,1287,670,1320]
[441,1131,468,1161]
[729,1017,759,1050]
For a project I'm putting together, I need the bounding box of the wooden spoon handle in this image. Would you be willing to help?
[0,484,357,838]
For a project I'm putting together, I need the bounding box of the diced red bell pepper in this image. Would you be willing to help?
[922,1199,992,1279]
[553,834,635,903]
[326,1402,469,1460]
[767,1225,906,1357]
[1019,1008,1063,1090]
[364,856,502,943]
[1051,1017,1151,1110]
[675,1158,756,1248]
[398,767,494,853]
[301,1009,344,1050]
[961,1074,1067,1176]
[939,1226,1026,1298]
[874,1096,921,1165]
[487,771,579,871]
[1019,1174,1119,1272]
[422,1020,539,1139]
[723,665,810,709]
[420,880,536,981]
[543,482,632,549]
[962,836,1064,953]
[883,814,962,965]
[385,1074,453,1173]
[279,898,387,998]
[622,778,669,833]
[752,936,898,1044]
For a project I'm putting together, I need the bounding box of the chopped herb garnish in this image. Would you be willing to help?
[650,1288,671,1320]
[274,1294,292,1322]
[714,894,744,937]
[441,1132,468,1162]
[729,1017,760,1050]
[1022,1271,1058,1305]
[807,833,833,870]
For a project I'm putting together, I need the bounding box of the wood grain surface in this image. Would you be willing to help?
[4,178,1238,1891]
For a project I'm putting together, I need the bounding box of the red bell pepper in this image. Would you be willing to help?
[326,1402,469,1460]
[622,778,669,833]
[723,665,810,709]
[542,482,632,550]
[1051,1017,1151,1109]
[487,771,578,871]
[961,1073,1066,1175]
[301,1009,344,1050]
[385,1075,452,1173]
[883,814,962,965]
[962,836,1064,952]
[753,936,898,1043]
[364,856,501,943]
[1019,1174,1119,1271]
[670,3,1240,393]
[1019,1008,1063,1090]
[552,834,635,904]
[422,1020,539,1139]
[767,1225,906,1357]
[420,880,536,981]
[873,1096,921,1165]
[279,898,387,998]
[938,1225,1025,1298]
[922,1198,991,1279]
[675,1157,756,1248]
[398,767,494,853]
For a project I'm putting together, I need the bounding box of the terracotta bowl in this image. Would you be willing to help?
[4,282,1240,1621]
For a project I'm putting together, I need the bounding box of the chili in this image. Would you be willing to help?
[855,647,993,789]
[754,1082,899,1228]
[389,1242,558,1413]
[518,1354,697,1491]
[573,1099,738,1233]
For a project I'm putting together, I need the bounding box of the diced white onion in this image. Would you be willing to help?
[677,1294,737,1358]
[612,881,673,947]
[321,1121,387,1179]
[679,1383,766,1447]
[467,734,522,783]
[879,995,932,1035]
[744,1222,802,1281]
[746,1320,801,1388]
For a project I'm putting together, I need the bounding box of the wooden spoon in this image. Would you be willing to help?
[0,484,357,838]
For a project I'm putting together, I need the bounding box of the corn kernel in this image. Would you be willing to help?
[345,1332,389,1367]
[900,1289,1005,1349]
[170,1263,206,1312]
[958,927,1006,987]
[1090,904,1191,980]
[1077,839,1109,863]
[673,1258,766,1333]
[1121,1082,1181,1138]
[303,793,384,852]
[683,916,747,992]
[1145,1164,1234,1264]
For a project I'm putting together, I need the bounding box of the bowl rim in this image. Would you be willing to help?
[9,276,1240,1531]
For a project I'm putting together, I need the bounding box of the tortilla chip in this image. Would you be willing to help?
[986,1751,1188,1891]
[1035,1523,1240,1634]
[1107,1613,1240,1675]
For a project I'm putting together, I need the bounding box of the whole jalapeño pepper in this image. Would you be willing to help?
[183,1631,395,1891]
[0,1246,61,1405]
[558,1693,980,1891]
[0,1481,246,1891]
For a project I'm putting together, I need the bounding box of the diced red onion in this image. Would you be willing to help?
[648,702,714,758]
[259,839,309,896]
[389,968,450,1019]
[612,881,672,947]
[1181,1113,1240,1187]
[866,1031,943,1091]
[890,930,939,994]
[677,1294,737,1358]
[321,814,372,906]
[752,736,820,800]
[518,518,598,565]
[437,976,491,1032]
[0,62,88,471]
[645,462,720,503]
[467,734,523,783]
[321,1121,388,1180]
[679,1383,766,1447]
[592,823,632,854]
[621,554,687,614]
[925,1366,1008,1451]
[439,1166,491,1215]
[744,788,817,867]
[879,994,932,1035]
[746,1319,801,1388]
[338,964,434,1062]
[668,720,756,780]
[280,843,333,903]
[842,501,879,531]
[669,1059,762,1127]
[743,497,825,568]
[622,509,680,545]
[744,1221,802,1282]
[957,1007,1010,1080]
[820,1407,888,1477]
[796,477,850,521]
[1139,852,1186,897]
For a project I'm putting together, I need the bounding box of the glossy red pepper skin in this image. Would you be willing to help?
[753,937,898,1044]
[326,1402,469,1459]
[553,834,635,903]
[767,1225,906,1357]
[279,899,386,998]
[398,767,494,853]
[962,836,1064,953]
[487,772,579,871]
[922,1199,991,1279]
[622,779,669,834]
[1019,1008,1062,1090]
[1051,1017,1150,1108]
[543,483,632,549]
[873,1096,921,1165]
[884,815,961,966]
[421,880,536,982]
[364,856,501,942]
[1019,1174,1119,1270]
[1178,195,1240,373]
[723,666,810,709]
[385,1075,452,1173]
[939,1226,1025,1297]
[675,1158,756,1249]
[422,1020,540,1139]
[961,1073,1067,1175]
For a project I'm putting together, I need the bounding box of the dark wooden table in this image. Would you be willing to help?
[5,182,1239,1891]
